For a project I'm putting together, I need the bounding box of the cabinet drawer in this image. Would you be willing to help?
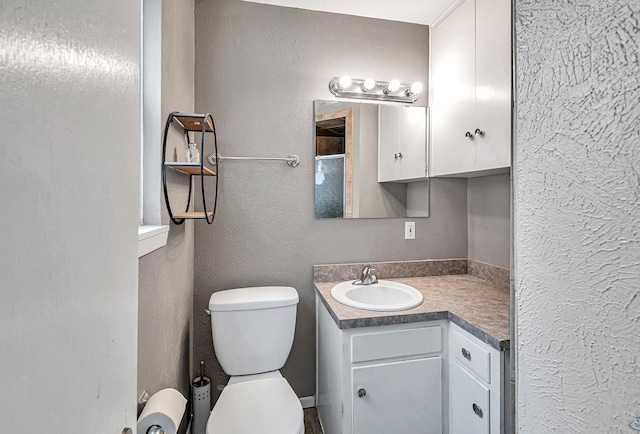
[352,326,441,363]
[451,328,491,383]
[450,361,490,434]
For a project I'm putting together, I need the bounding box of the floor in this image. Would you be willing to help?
[304,407,323,434]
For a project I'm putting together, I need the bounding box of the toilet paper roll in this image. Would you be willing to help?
[137,388,187,434]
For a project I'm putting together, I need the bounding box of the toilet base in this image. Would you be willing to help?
[206,370,304,434]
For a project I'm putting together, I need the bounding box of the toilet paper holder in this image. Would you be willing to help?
[121,428,163,434]
[137,387,187,434]
[125,425,165,434]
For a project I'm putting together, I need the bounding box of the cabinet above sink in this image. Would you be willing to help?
[429,0,512,177]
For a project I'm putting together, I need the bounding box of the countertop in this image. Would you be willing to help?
[314,274,510,351]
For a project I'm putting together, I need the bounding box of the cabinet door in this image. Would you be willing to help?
[399,106,427,180]
[430,0,476,176]
[450,361,490,434]
[378,105,402,182]
[474,0,512,171]
[352,357,442,434]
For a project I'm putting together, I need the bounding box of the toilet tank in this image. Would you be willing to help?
[208,286,299,376]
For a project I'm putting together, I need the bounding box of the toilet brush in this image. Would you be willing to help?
[191,361,211,434]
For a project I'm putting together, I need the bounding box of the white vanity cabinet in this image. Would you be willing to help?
[429,0,511,177]
[316,299,445,434]
[352,356,442,433]
[316,295,511,434]
[378,105,428,182]
[449,323,507,434]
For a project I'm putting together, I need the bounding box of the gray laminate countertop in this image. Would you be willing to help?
[314,274,510,351]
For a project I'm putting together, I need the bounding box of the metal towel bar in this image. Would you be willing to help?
[207,153,300,168]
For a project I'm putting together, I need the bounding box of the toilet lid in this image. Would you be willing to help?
[206,377,303,434]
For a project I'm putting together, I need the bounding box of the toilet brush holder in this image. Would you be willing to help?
[191,375,211,434]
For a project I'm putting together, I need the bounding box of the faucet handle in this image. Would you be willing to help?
[360,265,373,279]
[359,265,378,285]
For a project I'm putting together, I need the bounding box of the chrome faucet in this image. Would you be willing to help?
[354,265,378,285]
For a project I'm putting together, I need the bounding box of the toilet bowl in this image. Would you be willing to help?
[205,286,303,434]
[206,372,303,434]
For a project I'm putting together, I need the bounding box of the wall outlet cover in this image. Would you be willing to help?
[405,221,416,239]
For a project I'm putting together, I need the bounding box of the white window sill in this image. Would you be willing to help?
[138,225,169,258]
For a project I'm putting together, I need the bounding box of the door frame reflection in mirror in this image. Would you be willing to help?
[315,107,353,217]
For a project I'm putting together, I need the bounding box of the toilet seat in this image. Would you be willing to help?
[206,377,304,434]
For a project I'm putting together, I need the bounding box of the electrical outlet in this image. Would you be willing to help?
[405,221,416,240]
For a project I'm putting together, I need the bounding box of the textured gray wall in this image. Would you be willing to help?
[194,0,468,399]
[515,0,640,432]
[137,0,195,415]
[468,174,510,269]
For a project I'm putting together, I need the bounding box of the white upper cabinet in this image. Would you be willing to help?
[378,105,428,182]
[430,0,512,177]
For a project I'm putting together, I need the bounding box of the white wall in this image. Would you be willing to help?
[0,0,140,431]
[515,0,640,432]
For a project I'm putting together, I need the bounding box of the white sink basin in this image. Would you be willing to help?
[331,279,424,312]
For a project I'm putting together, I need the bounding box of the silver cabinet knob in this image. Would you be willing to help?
[461,347,471,360]
[398,152,403,158]
[474,128,485,137]
[357,388,367,398]
[465,131,474,139]
[473,403,484,418]
[121,429,132,434]
[394,153,398,159]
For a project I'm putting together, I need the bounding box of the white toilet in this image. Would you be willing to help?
[205,286,304,434]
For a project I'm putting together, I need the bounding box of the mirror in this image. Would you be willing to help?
[314,100,429,219]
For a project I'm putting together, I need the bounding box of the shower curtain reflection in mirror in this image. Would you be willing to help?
[315,155,345,218]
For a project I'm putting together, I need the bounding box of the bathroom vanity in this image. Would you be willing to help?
[314,264,510,434]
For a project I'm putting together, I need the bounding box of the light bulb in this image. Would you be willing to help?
[338,75,352,89]
[386,79,401,93]
[409,82,423,95]
[362,78,376,92]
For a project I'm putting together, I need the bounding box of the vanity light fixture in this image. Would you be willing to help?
[406,81,423,97]
[361,78,376,92]
[329,76,422,103]
[384,79,401,94]
[338,75,352,90]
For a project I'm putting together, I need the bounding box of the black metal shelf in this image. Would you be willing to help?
[162,112,219,225]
